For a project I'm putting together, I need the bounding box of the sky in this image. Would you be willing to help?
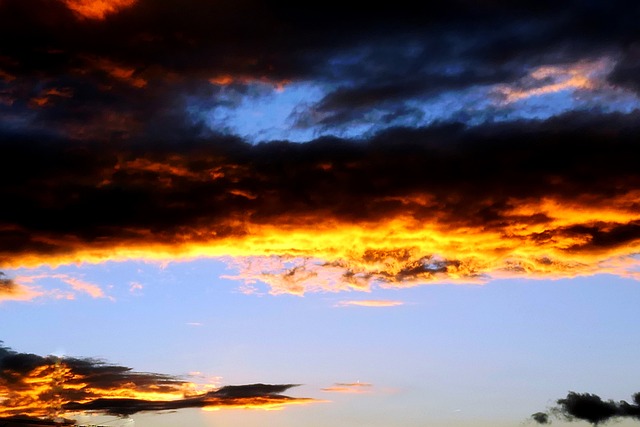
[1,0,640,426]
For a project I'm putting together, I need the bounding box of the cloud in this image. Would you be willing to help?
[2,1,640,295]
[1,1,640,141]
[2,111,640,294]
[8,273,108,301]
[531,412,550,424]
[335,300,404,308]
[532,391,640,425]
[0,272,44,302]
[61,0,137,20]
[0,343,314,422]
[322,382,373,394]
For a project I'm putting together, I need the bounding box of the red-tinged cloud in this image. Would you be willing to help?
[335,300,404,308]
[61,0,137,20]
[1,112,640,294]
[0,343,315,422]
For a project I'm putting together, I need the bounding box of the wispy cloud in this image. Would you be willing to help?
[0,272,44,302]
[10,273,109,301]
[322,382,373,394]
[335,300,404,308]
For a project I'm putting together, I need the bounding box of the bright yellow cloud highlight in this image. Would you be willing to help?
[4,191,640,296]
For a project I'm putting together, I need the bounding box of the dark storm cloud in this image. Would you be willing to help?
[0,343,311,420]
[532,391,640,425]
[1,0,639,137]
[1,0,640,288]
[1,110,640,277]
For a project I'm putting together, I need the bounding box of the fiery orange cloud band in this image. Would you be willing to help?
[2,118,640,294]
[4,199,639,295]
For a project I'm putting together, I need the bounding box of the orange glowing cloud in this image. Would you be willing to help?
[209,75,290,91]
[322,382,373,394]
[2,117,640,295]
[4,188,640,296]
[12,274,108,301]
[89,58,147,88]
[29,87,74,109]
[0,274,44,302]
[61,0,137,20]
[496,57,615,103]
[0,345,316,422]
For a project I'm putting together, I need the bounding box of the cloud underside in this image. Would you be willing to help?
[0,343,312,421]
[2,113,640,294]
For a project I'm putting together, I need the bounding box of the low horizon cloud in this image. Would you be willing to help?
[0,342,315,423]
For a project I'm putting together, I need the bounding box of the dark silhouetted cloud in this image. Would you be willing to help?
[532,391,640,425]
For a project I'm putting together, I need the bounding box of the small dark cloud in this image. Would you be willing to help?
[531,412,550,424]
[532,391,640,425]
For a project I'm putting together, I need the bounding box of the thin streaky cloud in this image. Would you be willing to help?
[335,300,404,308]
[12,273,108,300]
[322,382,373,394]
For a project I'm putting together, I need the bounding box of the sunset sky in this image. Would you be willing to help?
[1,1,640,426]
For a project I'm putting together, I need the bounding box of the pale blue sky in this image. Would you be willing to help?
[3,260,640,426]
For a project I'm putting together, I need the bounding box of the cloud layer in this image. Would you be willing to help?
[2,112,640,293]
[1,1,640,294]
[0,343,313,422]
[1,0,640,140]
